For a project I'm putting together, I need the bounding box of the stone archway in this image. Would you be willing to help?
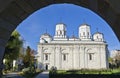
[0,0,120,74]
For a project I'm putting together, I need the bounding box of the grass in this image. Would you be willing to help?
[55,69,113,74]
[49,69,120,78]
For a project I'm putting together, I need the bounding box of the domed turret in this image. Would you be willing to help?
[79,24,91,40]
[54,23,68,40]
[55,23,66,37]
[40,33,52,43]
[93,32,104,41]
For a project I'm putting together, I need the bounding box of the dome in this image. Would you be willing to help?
[40,33,52,43]
[56,23,66,31]
[54,23,67,39]
[93,32,104,41]
[94,32,102,34]
[94,32,103,36]
[80,23,90,27]
[79,23,91,40]
[41,33,52,38]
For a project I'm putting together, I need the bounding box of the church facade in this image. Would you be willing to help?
[37,23,109,70]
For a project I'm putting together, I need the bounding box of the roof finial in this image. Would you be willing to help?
[60,16,62,23]
[73,31,74,36]
[96,28,98,32]
[72,31,75,38]
[45,28,47,34]
[83,18,86,24]
[73,31,75,35]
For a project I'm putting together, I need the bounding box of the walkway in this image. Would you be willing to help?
[35,71,49,78]
[3,72,24,78]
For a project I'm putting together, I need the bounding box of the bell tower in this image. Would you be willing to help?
[54,23,67,40]
[79,24,91,40]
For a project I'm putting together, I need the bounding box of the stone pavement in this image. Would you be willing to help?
[35,71,49,78]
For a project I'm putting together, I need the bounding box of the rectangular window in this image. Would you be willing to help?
[83,32,85,35]
[89,54,92,60]
[97,36,98,39]
[89,53,93,60]
[87,32,89,36]
[60,31,62,35]
[63,54,66,61]
[45,54,48,60]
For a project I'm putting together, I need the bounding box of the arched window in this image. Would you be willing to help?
[87,32,89,36]
[64,31,66,35]
[89,54,92,60]
[45,54,48,60]
[83,32,85,36]
[89,53,94,60]
[97,36,98,39]
[60,31,62,35]
[63,54,66,61]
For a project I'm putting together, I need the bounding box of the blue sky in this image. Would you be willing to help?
[16,4,120,51]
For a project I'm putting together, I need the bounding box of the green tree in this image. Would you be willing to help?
[4,30,23,70]
[114,52,120,68]
[108,57,115,69]
[23,46,34,68]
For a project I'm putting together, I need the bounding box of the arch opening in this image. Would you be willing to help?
[0,0,120,75]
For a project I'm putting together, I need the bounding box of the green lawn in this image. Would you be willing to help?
[51,69,120,74]
[49,69,120,78]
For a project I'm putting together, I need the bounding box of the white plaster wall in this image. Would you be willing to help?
[37,42,108,70]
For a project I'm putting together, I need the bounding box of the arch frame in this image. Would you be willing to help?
[0,0,120,76]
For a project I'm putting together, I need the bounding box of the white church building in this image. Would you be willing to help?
[37,23,109,70]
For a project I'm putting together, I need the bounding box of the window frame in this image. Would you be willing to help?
[89,53,94,61]
[63,54,66,61]
[45,54,48,60]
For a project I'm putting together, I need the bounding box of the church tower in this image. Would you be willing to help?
[93,32,104,41]
[79,24,91,40]
[54,23,67,40]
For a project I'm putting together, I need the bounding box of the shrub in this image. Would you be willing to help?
[50,66,57,74]
[21,68,42,78]
[22,67,30,74]
[66,70,79,74]
[36,69,41,72]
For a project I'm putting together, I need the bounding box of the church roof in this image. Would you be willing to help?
[41,33,52,37]
[94,32,103,35]
[80,23,90,26]
[56,23,66,26]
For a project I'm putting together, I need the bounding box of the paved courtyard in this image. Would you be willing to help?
[35,71,49,78]
[2,72,24,78]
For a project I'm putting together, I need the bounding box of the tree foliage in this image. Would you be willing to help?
[114,52,120,68]
[23,46,34,68]
[4,30,23,70]
[109,51,120,68]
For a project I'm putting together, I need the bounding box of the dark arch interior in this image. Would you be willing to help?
[0,0,120,40]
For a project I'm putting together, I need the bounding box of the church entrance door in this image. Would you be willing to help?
[45,64,48,70]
